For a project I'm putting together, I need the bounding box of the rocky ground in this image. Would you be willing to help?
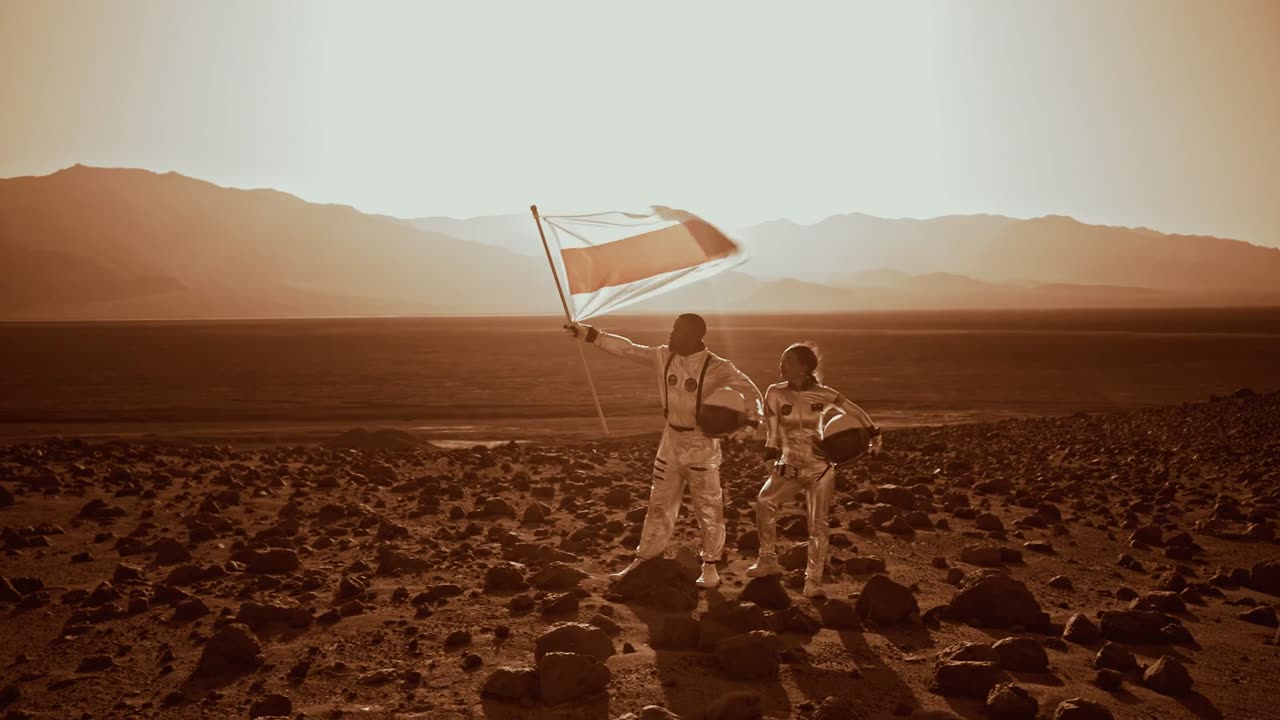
[1,390,1278,720]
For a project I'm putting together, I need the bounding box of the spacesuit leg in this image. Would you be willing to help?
[687,462,726,562]
[803,465,836,583]
[755,469,806,561]
[634,433,686,560]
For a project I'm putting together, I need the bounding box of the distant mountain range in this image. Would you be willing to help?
[2,165,1278,320]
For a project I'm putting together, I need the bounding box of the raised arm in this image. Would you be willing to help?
[566,323,661,366]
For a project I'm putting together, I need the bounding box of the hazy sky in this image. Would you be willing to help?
[3,1,1278,245]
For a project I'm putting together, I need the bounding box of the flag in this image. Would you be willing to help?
[537,206,746,321]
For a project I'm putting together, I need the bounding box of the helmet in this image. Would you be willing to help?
[819,413,870,464]
[698,387,747,438]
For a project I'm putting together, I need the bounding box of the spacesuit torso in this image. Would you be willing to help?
[765,380,872,474]
[593,331,763,467]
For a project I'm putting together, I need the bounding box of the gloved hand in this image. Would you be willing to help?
[727,422,758,443]
[868,434,884,456]
[564,322,595,341]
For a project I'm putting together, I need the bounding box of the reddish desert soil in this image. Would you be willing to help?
[1,391,1277,720]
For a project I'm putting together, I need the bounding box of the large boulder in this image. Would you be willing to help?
[698,601,771,651]
[612,558,698,611]
[993,637,1049,672]
[482,666,539,705]
[1099,610,1180,644]
[986,682,1038,720]
[739,576,791,610]
[535,622,616,662]
[714,631,780,680]
[854,574,918,625]
[538,652,611,705]
[483,562,528,593]
[932,661,1006,698]
[874,485,916,510]
[946,571,1049,630]
[1251,560,1280,596]
[194,624,263,677]
[1143,655,1193,696]
[1062,613,1101,645]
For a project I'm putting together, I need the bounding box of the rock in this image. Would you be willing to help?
[985,682,1038,720]
[1093,642,1138,672]
[1054,699,1115,720]
[152,537,191,564]
[532,562,590,590]
[445,629,472,647]
[173,597,211,621]
[1063,613,1101,644]
[75,654,114,673]
[650,615,700,650]
[534,622,615,662]
[0,485,13,507]
[1143,655,1193,696]
[816,598,862,630]
[1094,668,1124,690]
[0,576,22,603]
[603,487,631,507]
[959,544,1003,567]
[698,601,771,651]
[249,693,292,718]
[1239,605,1278,627]
[946,570,1049,630]
[481,666,539,704]
[705,691,764,720]
[1130,591,1186,614]
[1048,575,1073,590]
[814,696,864,720]
[938,641,999,665]
[875,485,916,510]
[1251,560,1280,596]
[1099,610,1180,643]
[235,548,300,574]
[589,612,622,635]
[715,631,780,680]
[235,601,313,629]
[932,661,1005,698]
[538,652,610,705]
[0,683,20,706]
[612,558,698,611]
[484,562,528,593]
[844,556,887,574]
[993,637,1049,672]
[854,574,918,625]
[194,624,263,677]
[975,513,1005,532]
[739,576,791,610]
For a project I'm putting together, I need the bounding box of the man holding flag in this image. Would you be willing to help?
[566,314,763,589]
[533,204,763,589]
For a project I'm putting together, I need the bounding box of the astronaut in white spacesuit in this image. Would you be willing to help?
[566,313,764,589]
[747,342,881,598]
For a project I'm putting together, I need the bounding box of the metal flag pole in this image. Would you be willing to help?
[530,205,610,437]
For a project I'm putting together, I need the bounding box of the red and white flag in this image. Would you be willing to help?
[537,206,746,321]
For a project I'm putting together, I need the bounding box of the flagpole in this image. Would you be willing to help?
[531,205,610,437]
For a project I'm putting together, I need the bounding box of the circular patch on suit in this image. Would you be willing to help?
[667,374,678,386]
[683,378,699,392]
[780,404,793,416]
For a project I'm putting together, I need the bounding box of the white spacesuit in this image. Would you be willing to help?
[749,379,879,597]
[568,318,763,589]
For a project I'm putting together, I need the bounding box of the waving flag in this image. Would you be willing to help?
[536,206,746,321]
